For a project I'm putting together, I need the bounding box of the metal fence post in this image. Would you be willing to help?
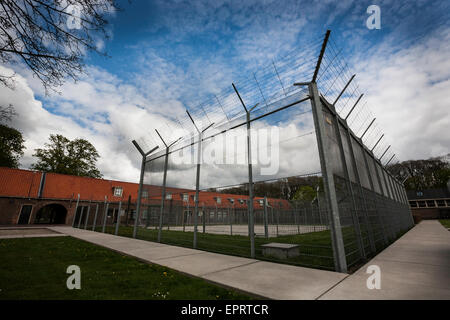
[145,205,150,228]
[157,146,169,243]
[246,113,255,258]
[193,130,202,249]
[232,83,256,258]
[132,141,159,239]
[204,203,207,233]
[184,201,188,232]
[84,202,91,229]
[182,202,186,232]
[115,201,122,236]
[102,202,109,233]
[133,155,146,238]
[303,207,307,227]
[228,206,233,236]
[72,193,80,227]
[77,206,84,229]
[294,202,300,234]
[317,193,323,227]
[186,111,213,250]
[92,203,99,231]
[263,197,269,238]
[276,206,279,237]
[404,185,414,227]
[309,81,348,273]
[111,207,116,228]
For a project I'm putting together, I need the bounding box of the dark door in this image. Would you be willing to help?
[18,205,32,224]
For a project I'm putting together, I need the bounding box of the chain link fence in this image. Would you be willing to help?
[72,30,413,273]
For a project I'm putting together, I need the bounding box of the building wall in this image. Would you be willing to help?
[0,197,78,225]
[0,198,32,224]
[411,208,450,220]
[0,167,289,226]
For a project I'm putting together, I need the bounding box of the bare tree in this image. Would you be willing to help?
[0,0,118,92]
[0,104,16,122]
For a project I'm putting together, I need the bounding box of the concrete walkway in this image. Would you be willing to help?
[319,220,450,300]
[45,221,450,300]
[47,226,346,299]
[0,226,68,239]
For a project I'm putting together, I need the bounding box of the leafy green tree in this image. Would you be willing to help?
[31,134,102,178]
[0,124,25,168]
[388,156,450,190]
[292,185,317,202]
[0,105,25,168]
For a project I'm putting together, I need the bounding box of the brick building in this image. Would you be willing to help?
[407,186,450,220]
[0,167,289,226]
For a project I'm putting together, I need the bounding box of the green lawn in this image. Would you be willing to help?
[94,223,409,272]
[96,225,336,270]
[439,219,450,229]
[0,237,252,300]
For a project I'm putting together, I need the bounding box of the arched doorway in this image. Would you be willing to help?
[34,204,67,224]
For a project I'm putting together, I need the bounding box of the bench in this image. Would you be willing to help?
[261,242,300,259]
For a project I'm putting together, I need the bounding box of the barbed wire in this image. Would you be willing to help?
[317,33,402,168]
[135,36,323,154]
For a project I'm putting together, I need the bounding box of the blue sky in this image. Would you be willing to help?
[1,0,449,184]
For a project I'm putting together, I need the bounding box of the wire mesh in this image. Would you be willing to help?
[80,30,414,273]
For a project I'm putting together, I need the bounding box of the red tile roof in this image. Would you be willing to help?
[0,167,41,198]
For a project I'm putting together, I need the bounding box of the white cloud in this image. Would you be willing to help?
[351,27,450,162]
[1,0,448,191]
[0,65,160,183]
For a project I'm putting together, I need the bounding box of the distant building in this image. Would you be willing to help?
[0,167,289,226]
[407,186,450,219]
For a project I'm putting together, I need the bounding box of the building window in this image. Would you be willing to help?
[228,198,234,204]
[18,205,33,225]
[258,199,264,206]
[142,190,148,199]
[416,191,423,197]
[238,199,244,204]
[113,187,123,197]
[426,200,435,207]
[436,200,446,207]
[166,193,172,200]
[215,196,221,204]
[183,194,189,201]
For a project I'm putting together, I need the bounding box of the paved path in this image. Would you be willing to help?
[319,220,450,300]
[47,226,346,299]
[0,227,68,239]
[46,220,450,300]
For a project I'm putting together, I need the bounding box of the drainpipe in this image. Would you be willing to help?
[37,172,46,198]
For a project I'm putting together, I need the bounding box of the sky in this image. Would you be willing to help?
[1,0,449,188]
